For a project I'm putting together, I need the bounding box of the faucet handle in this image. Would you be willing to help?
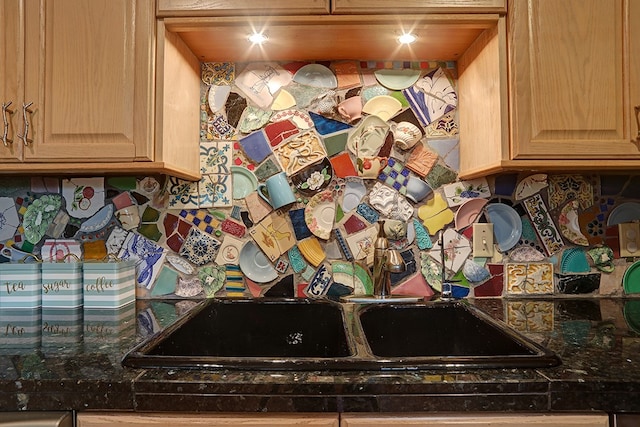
[384,248,405,273]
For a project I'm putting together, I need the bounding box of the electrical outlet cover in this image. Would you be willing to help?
[619,222,640,257]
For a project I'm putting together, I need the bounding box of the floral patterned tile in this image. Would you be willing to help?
[200,141,233,175]
[505,262,554,295]
[61,178,105,219]
[166,177,200,210]
[199,173,232,208]
[547,174,594,210]
[429,228,472,274]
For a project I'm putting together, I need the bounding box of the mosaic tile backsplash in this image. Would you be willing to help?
[1,60,640,301]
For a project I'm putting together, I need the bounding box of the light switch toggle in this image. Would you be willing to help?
[473,223,494,258]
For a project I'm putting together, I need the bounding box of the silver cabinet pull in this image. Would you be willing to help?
[1,101,13,147]
[17,101,33,146]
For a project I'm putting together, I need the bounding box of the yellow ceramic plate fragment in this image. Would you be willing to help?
[417,193,454,235]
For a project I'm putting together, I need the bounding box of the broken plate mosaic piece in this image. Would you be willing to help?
[443,178,490,207]
[429,228,472,273]
[523,193,564,256]
[558,200,589,246]
[273,130,327,176]
[62,178,105,219]
[417,193,454,235]
[514,174,548,200]
[368,182,413,222]
[0,197,20,242]
[304,191,335,240]
[235,62,292,108]
[118,232,168,289]
[547,175,593,210]
[238,240,278,284]
[23,194,62,244]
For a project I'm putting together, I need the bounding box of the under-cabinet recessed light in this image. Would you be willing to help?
[248,32,268,45]
[397,33,417,44]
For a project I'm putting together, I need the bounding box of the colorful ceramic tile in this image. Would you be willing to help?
[180,209,220,235]
[205,113,235,140]
[473,264,504,297]
[288,246,308,273]
[163,214,192,253]
[443,178,491,207]
[289,208,312,241]
[305,263,333,298]
[514,174,548,201]
[62,178,104,219]
[417,193,454,235]
[200,141,233,175]
[221,218,246,238]
[330,230,351,262]
[548,174,594,210]
[254,157,281,182]
[425,111,459,138]
[330,152,358,178]
[249,210,296,262]
[377,158,410,194]
[558,200,589,246]
[309,111,351,136]
[413,219,433,250]
[425,162,457,188]
[238,106,273,134]
[166,177,200,209]
[245,191,273,224]
[406,143,439,178]
[201,62,235,85]
[239,131,272,164]
[118,232,167,289]
[505,301,554,332]
[214,235,244,266]
[178,227,221,267]
[505,263,554,295]
[272,130,327,176]
[322,130,350,157]
[199,173,233,208]
[264,120,299,147]
[343,215,367,235]
[331,61,361,89]
[426,138,459,171]
[175,277,204,298]
[523,193,564,256]
[151,266,178,297]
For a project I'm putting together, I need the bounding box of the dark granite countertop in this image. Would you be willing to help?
[1,298,639,414]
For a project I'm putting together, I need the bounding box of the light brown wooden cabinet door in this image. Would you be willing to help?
[77,412,339,427]
[21,0,154,162]
[0,0,22,162]
[331,0,506,14]
[157,0,330,16]
[341,413,609,427]
[509,0,639,160]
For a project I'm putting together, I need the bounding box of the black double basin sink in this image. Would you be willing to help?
[123,298,559,371]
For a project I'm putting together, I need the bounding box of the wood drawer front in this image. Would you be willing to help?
[157,0,330,16]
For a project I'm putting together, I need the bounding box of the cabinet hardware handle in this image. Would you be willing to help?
[1,101,14,147]
[634,105,640,145]
[17,101,33,146]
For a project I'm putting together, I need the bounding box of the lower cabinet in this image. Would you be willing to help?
[76,413,339,427]
[340,413,610,427]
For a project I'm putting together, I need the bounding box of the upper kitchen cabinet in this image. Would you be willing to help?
[331,0,506,14]
[459,0,640,178]
[157,0,331,16]
[0,0,200,180]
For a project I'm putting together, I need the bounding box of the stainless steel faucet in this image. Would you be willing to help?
[372,221,405,298]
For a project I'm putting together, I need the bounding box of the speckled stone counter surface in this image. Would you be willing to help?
[1,298,639,414]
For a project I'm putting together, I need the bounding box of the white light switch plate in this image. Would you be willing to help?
[619,222,640,257]
[473,223,494,258]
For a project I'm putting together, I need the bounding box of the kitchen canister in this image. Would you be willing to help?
[82,258,136,308]
[41,259,83,308]
[41,307,83,352]
[0,261,42,308]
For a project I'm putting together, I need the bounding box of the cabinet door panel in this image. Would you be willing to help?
[332,0,506,14]
[22,0,153,162]
[0,0,22,162]
[157,0,330,16]
[509,0,638,159]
